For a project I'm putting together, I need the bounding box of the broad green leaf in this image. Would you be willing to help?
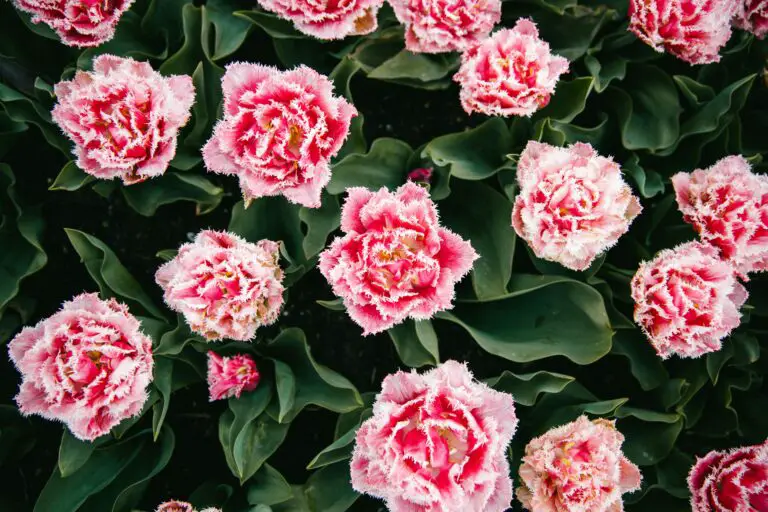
[437,275,613,364]
[121,172,224,216]
[0,83,70,156]
[151,357,174,441]
[154,316,203,356]
[584,53,627,93]
[330,57,366,160]
[623,154,664,198]
[486,371,575,406]
[264,328,362,422]
[328,138,413,193]
[528,382,627,433]
[233,414,290,484]
[527,6,613,60]
[272,358,297,423]
[64,229,166,320]
[202,0,253,60]
[299,193,340,260]
[422,119,513,180]
[247,464,293,506]
[535,113,609,147]
[536,77,594,124]
[616,407,684,466]
[35,432,147,512]
[439,180,515,300]
[607,64,681,151]
[49,162,95,191]
[611,330,669,391]
[367,51,459,85]
[229,197,304,266]
[234,9,305,39]
[0,164,47,311]
[388,319,440,368]
[77,11,167,69]
[273,462,359,512]
[58,431,99,478]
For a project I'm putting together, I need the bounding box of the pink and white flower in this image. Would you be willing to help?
[517,416,642,512]
[628,0,738,65]
[256,0,383,39]
[735,0,768,39]
[156,502,222,512]
[453,19,569,117]
[351,360,518,512]
[155,230,284,342]
[688,442,768,512]
[207,351,260,401]
[8,293,154,441]
[672,155,768,276]
[52,55,194,185]
[631,241,748,359]
[388,0,501,53]
[318,182,478,335]
[511,141,642,271]
[12,0,134,47]
[203,63,357,208]
[407,167,433,183]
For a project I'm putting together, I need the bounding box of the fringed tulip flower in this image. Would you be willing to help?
[256,0,383,39]
[203,63,357,208]
[672,155,768,276]
[688,442,768,511]
[388,0,501,53]
[517,416,642,512]
[628,0,738,64]
[351,361,518,512]
[12,0,134,47]
[511,141,642,271]
[631,241,747,359]
[735,0,768,39]
[454,19,569,117]
[318,182,478,335]
[52,55,195,185]
[207,351,260,401]
[407,167,433,183]
[155,230,284,342]
[8,293,154,441]
[156,502,222,512]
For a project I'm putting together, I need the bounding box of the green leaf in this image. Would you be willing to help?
[0,164,47,311]
[623,154,664,198]
[234,9,305,39]
[264,328,362,422]
[329,57,366,160]
[154,316,203,356]
[202,0,253,60]
[422,119,513,180]
[64,229,166,320]
[536,77,594,123]
[584,53,627,93]
[388,319,440,368]
[528,382,627,433]
[273,462,360,512]
[58,431,98,478]
[615,407,684,466]
[247,464,293,506]
[437,275,613,364]
[233,414,290,485]
[49,162,95,191]
[306,412,370,470]
[151,357,174,441]
[229,197,304,266]
[439,180,515,300]
[367,51,459,86]
[272,358,297,423]
[486,371,575,406]
[299,193,340,260]
[0,83,70,156]
[121,172,224,216]
[611,330,669,391]
[328,138,413,194]
[77,11,167,69]
[607,64,682,151]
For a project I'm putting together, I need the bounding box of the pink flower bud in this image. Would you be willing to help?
[207,351,260,401]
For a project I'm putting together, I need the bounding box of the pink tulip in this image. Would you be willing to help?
[256,0,383,39]
[207,351,260,401]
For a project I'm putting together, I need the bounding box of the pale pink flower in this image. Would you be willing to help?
[388,0,501,53]
[688,442,768,512]
[351,360,518,512]
[518,416,642,512]
[155,230,284,342]
[207,351,260,401]
[453,19,569,117]
[256,0,383,39]
[628,0,738,65]
[672,155,768,276]
[12,0,134,47]
[51,55,194,185]
[631,241,748,359]
[203,63,357,208]
[735,0,768,39]
[511,141,642,271]
[8,293,153,441]
[318,183,477,335]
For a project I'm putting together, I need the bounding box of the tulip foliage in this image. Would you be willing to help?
[1,0,768,511]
